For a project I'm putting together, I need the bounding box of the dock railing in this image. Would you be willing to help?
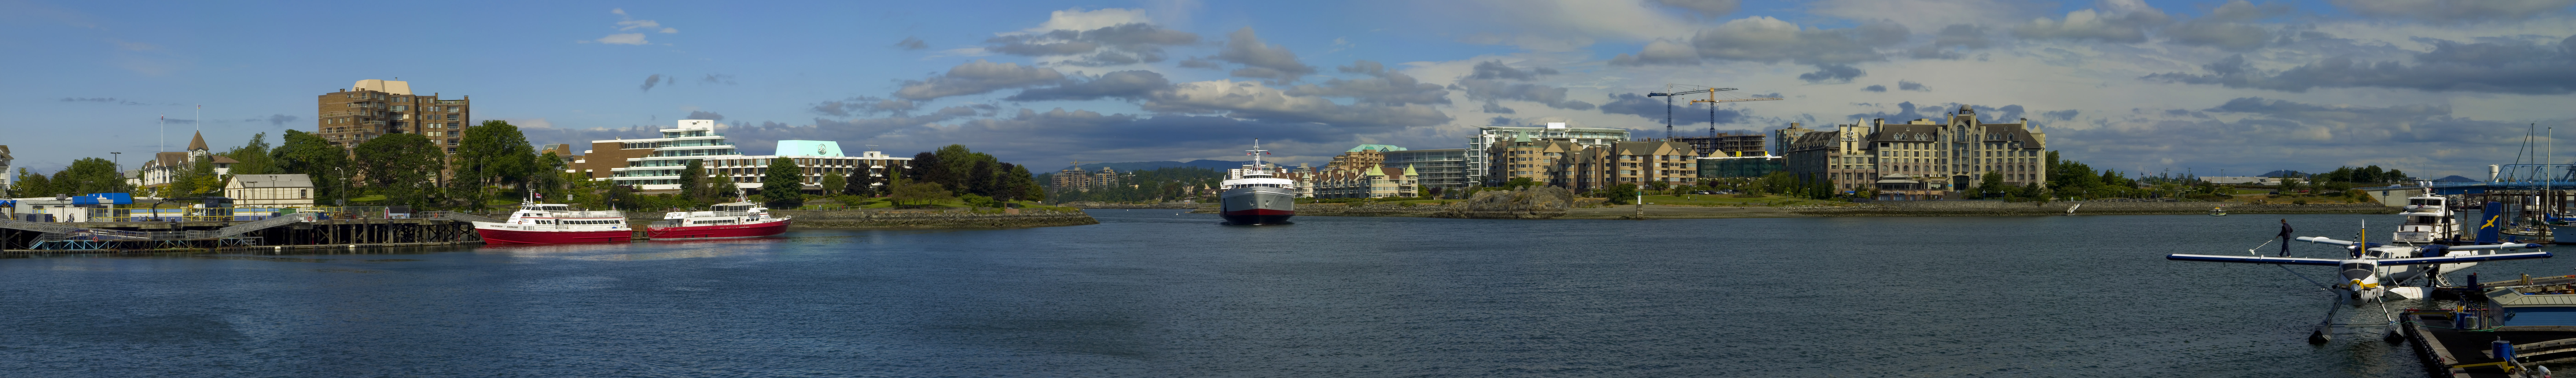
[76,206,408,223]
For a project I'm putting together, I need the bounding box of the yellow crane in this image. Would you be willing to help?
[1645,84,1783,139]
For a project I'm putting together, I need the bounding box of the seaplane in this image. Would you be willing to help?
[2167,220,2553,343]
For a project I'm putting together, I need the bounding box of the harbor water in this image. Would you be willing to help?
[4,210,2547,377]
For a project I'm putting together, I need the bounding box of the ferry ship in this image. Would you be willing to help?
[1218,140,1295,225]
[647,201,791,240]
[472,202,634,244]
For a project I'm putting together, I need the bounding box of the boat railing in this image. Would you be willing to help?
[558,210,626,218]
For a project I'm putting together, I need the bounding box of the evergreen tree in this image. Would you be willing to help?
[760,157,805,208]
[679,159,706,204]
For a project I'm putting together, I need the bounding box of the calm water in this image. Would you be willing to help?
[3,210,2549,377]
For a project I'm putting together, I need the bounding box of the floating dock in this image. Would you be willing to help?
[2397,275,2576,377]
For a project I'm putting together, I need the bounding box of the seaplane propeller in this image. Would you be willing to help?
[2168,231,2550,344]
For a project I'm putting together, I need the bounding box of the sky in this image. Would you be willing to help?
[4,0,2574,179]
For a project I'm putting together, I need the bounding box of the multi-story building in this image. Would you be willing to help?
[595,120,909,194]
[1669,133,1767,157]
[1312,165,1415,198]
[1784,123,1871,194]
[1698,155,1784,178]
[1385,148,1468,194]
[1052,166,1095,192]
[1329,144,1401,171]
[1783,105,2050,199]
[1465,122,1628,186]
[1487,138,1704,193]
[1771,123,1814,157]
[316,79,472,153]
[132,132,237,191]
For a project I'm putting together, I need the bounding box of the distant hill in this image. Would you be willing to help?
[2434,175,2481,182]
[1052,159,1293,174]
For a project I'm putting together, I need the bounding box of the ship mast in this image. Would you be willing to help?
[1246,139,1267,176]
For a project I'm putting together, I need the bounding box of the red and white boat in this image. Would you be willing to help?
[646,201,790,240]
[472,203,634,244]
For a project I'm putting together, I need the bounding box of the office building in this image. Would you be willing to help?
[317,79,472,153]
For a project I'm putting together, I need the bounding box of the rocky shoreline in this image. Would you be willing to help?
[626,209,1099,229]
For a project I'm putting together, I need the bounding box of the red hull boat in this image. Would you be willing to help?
[646,201,791,240]
[472,202,634,244]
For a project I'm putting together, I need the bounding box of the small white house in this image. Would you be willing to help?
[224,174,316,207]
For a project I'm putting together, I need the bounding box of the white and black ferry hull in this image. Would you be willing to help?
[1220,186,1296,225]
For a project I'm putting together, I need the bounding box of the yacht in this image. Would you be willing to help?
[2392,194,2465,244]
[472,202,632,244]
[647,201,791,240]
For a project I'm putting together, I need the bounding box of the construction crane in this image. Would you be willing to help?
[1645,84,1784,139]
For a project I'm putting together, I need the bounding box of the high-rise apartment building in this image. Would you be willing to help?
[1783,105,2048,199]
[316,79,472,153]
[1465,122,1628,186]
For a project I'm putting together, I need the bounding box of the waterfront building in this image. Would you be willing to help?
[1771,123,1814,157]
[1669,133,1767,157]
[1466,122,1628,186]
[222,174,316,207]
[1385,148,1469,194]
[131,132,237,191]
[315,79,472,153]
[1312,165,1415,198]
[1486,137,1703,193]
[1698,155,1784,178]
[1052,166,1094,192]
[595,120,909,193]
[1784,105,2050,199]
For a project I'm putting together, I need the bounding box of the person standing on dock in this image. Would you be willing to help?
[2279,219,2294,256]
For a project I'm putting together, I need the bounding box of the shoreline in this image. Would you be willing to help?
[1190,200,2395,219]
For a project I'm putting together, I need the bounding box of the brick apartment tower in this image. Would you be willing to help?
[317,79,472,153]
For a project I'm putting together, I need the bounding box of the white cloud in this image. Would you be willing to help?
[1807,0,2042,32]
[594,33,647,45]
[587,8,674,45]
[2330,0,2576,22]
[1028,8,1153,33]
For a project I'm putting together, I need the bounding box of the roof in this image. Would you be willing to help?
[1871,124,1942,142]
[187,131,209,151]
[2490,290,2576,307]
[774,140,843,157]
[150,152,190,169]
[1348,144,1406,152]
[230,174,315,188]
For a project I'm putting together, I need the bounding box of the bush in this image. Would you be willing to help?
[960,194,1003,208]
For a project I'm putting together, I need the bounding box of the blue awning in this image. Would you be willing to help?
[70,193,133,205]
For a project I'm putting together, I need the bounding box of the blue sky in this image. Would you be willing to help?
[5,0,2574,179]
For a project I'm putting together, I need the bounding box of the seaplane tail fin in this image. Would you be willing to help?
[2296,236,2357,246]
[2166,254,2345,265]
[2445,243,2547,251]
[2375,251,2553,266]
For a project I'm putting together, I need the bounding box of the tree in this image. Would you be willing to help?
[453,120,536,210]
[821,168,846,195]
[9,168,53,198]
[270,130,350,202]
[1979,171,2006,198]
[532,152,571,204]
[760,157,805,208]
[222,132,276,176]
[52,157,126,195]
[1603,183,1638,204]
[354,133,446,207]
[910,151,946,190]
[889,182,954,208]
[679,159,707,204]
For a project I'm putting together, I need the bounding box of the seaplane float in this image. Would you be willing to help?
[2168,221,2552,343]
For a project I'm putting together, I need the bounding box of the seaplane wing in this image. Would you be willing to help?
[2374,251,2554,266]
[2446,243,2547,251]
[2164,254,2345,265]
[2294,236,2380,247]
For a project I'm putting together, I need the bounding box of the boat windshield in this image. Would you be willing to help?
[2411,198,2443,207]
[2411,216,2441,224]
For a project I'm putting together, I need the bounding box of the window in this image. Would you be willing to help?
[299,190,307,198]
